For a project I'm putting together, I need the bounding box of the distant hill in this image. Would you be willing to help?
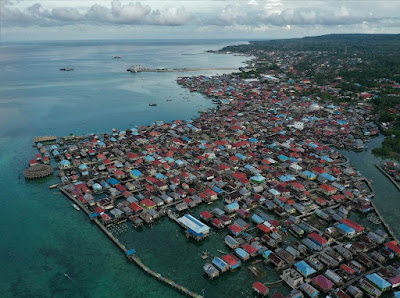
[222,33,400,54]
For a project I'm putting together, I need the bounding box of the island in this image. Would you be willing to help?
[26,35,400,297]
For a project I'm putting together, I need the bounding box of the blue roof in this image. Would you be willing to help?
[212,186,224,194]
[60,160,71,166]
[262,250,272,259]
[337,223,355,234]
[321,156,333,162]
[235,248,249,259]
[155,173,167,179]
[366,273,391,289]
[295,260,316,277]
[235,153,246,160]
[144,155,155,162]
[107,178,120,186]
[269,189,280,196]
[249,138,258,143]
[278,155,289,161]
[251,214,264,224]
[89,213,99,218]
[130,169,142,177]
[320,173,336,181]
[279,174,295,182]
[212,257,229,270]
[226,202,239,210]
[302,170,316,178]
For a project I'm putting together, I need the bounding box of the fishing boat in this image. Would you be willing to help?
[149,103,157,107]
[72,204,80,211]
[60,67,74,71]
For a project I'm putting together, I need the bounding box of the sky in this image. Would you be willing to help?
[1,0,400,41]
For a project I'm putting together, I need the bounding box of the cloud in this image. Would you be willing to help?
[1,0,189,27]
[1,0,400,32]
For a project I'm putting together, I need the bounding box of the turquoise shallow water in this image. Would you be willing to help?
[0,40,399,298]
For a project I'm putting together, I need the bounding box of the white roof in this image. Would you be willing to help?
[178,214,210,235]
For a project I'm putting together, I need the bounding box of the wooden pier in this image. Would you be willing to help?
[128,67,237,73]
[375,163,400,191]
[34,136,57,143]
[58,187,202,298]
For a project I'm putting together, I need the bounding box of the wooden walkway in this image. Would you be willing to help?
[58,187,202,298]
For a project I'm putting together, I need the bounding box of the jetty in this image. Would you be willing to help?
[127,66,236,73]
[34,136,57,143]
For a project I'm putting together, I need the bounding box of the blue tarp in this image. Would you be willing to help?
[126,249,136,256]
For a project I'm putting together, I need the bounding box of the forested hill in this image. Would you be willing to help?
[222,34,400,54]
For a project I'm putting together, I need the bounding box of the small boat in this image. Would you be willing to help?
[201,250,210,259]
[217,249,227,254]
[60,67,74,71]
[112,56,121,59]
[72,204,80,211]
[166,99,172,102]
[149,103,157,107]
[365,146,369,151]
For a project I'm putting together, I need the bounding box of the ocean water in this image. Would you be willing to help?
[0,40,399,298]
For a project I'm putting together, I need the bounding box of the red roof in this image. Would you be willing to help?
[200,211,213,220]
[340,218,365,232]
[221,254,240,266]
[140,198,156,208]
[319,184,336,192]
[341,264,355,274]
[129,202,143,213]
[257,223,271,234]
[385,240,400,255]
[252,282,269,295]
[228,224,243,234]
[308,232,328,245]
[242,244,257,254]
[312,275,333,291]
[204,188,217,197]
